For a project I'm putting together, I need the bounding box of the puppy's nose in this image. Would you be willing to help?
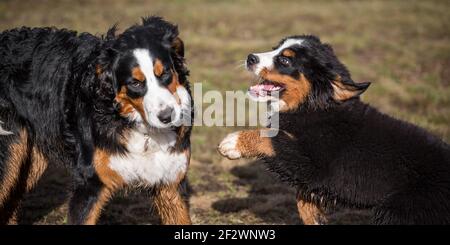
[157,107,174,124]
[246,54,259,67]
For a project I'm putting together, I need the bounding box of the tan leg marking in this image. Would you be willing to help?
[297,198,327,225]
[25,147,48,191]
[83,186,115,225]
[7,208,19,225]
[237,130,275,158]
[81,149,125,225]
[153,172,191,225]
[218,129,291,160]
[93,149,124,190]
[0,129,28,205]
[0,130,47,224]
[6,147,49,224]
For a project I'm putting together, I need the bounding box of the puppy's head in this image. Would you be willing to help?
[246,35,370,112]
[97,16,190,130]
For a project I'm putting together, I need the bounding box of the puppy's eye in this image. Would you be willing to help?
[130,79,144,88]
[278,56,291,67]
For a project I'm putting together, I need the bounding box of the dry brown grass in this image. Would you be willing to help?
[1,0,449,224]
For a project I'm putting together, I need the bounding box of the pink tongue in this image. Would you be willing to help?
[250,84,275,92]
[264,84,275,90]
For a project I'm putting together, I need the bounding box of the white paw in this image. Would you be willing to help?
[218,132,242,160]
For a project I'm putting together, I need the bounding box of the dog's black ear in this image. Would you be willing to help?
[95,48,119,99]
[161,28,184,57]
[105,24,117,41]
[171,37,184,57]
[331,76,370,101]
[141,16,183,57]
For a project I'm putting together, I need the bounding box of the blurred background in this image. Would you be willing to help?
[1,0,449,224]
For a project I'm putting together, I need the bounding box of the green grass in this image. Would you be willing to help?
[1,0,449,224]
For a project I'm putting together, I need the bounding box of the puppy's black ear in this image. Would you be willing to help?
[171,37,184,57]
[331,76,370,101]
[105,24,117,41]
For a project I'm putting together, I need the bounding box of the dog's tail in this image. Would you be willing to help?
[0,120,13,135]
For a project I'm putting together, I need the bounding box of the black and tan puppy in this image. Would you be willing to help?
[218,35,450,225]
[0,17,193,224]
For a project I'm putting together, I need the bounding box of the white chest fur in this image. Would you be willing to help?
[108,130,188,186]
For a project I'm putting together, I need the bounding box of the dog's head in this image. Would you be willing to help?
[246,35,370,112]
[96,16,190,131]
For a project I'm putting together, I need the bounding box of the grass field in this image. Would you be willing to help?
[1,0,449,224]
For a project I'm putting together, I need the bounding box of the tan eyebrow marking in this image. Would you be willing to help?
[115,86,146,122]
[167,71,180,93]
[167,70,181,104]
[282,49,296,57]
[153,59,164,77]
[131,67,145,82]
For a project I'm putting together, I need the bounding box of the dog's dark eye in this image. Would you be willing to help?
[278,56,291,67]
[130,79,145,88]
[159,69,173,83]
[161,69,171,78]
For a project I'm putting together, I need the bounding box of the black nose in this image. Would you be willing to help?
[247,54,259,67]
[157,107,174,124]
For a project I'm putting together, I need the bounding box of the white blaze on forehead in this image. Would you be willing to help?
[133,49,157,86]
[253,38,304,75]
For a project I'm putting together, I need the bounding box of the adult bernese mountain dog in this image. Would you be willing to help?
[218,35,450,225]
[0,16,193,225]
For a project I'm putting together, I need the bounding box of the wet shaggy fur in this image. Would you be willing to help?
[240,35,450,224]
[0,17,192,224]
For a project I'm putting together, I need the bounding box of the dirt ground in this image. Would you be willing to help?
[1,0,449,224]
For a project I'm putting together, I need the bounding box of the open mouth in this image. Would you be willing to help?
[248,80,286,98]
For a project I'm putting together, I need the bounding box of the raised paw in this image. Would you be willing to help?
[218,132,242,160]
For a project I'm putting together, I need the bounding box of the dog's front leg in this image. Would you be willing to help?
[152,179,191,225]
[218,129,281,159]
[296,198,328,225]
[68,148,125,225]
[68,176,117,225]
[218,130,327,225]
